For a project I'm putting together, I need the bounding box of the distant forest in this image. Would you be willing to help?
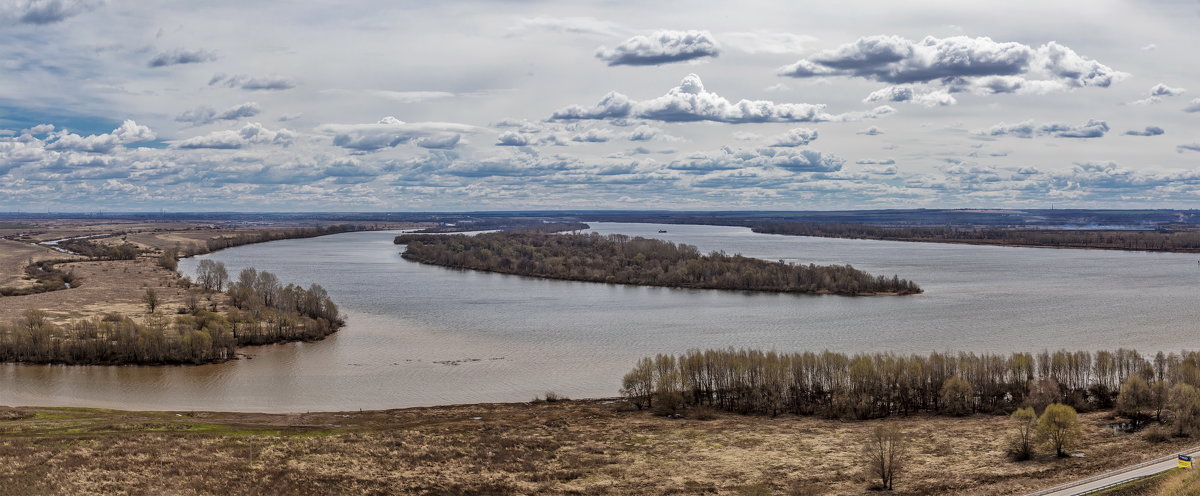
[624,348,1200,420]
[395,232,920,296]
[752,223,1200,252]
[198,224,370,254]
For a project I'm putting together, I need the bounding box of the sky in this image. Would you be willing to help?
[1,0,1199,212]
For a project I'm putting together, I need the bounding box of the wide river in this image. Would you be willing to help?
[2,222,1198,412]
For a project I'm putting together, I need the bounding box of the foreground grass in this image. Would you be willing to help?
[0,401,1192,495]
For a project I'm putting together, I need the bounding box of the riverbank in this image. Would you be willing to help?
[0,399,1189,495]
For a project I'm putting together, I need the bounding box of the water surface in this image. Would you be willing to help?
[1,222,1196,412]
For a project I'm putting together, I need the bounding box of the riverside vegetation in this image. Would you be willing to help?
[620,348,1200,421]
[395,231,921,296]
[0,225,370,298]
[0,259,342,365]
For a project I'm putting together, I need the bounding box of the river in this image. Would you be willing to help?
[1,222,1197,412]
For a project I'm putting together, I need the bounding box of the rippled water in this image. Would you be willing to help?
[2,222,1197,412]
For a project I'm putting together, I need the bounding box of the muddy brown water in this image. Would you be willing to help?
[2,222,1197,412]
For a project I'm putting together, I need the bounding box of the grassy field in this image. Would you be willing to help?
[0,239,73,291]
[0,400,1192,495]
[0,256,202,325]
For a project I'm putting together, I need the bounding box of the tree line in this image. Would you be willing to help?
[57,238,141,259]
[620,348,1200,420]
[0,265,342,365]
[752,223,1200,252]
[395,232,921,296]
[197,224,371,255]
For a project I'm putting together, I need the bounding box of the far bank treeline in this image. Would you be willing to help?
[395,231,920,296]
[752,223,1200,252]
[59,224,371,260]
[624,347,1200,424]
[1,225,372,298]
[0,263,342,365]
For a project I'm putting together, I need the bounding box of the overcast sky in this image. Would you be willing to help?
[1,0,1198,211]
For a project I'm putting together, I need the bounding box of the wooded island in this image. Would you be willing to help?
[395,231,921,296]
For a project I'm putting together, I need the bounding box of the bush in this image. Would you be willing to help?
[1144,423,1172,443]
[689,406,718,421]
[653,391,686,417]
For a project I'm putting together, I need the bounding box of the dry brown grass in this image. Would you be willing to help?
[0,240,68,290]
[0,257,203,325]
[0,219,421,325]
[0,401,1189,495]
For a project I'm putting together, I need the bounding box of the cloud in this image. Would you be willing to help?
[8,0,101,24]
[1142,43,1157,51]
[767,128,818,147]
[1131,83,1187,105]
[442,153,578,178]
[978,119,1109,139]
[780,35,1125,96]
[595,30,720,66]
[855,158,896,165]
[173,122,293,149]
[552,73,851,124]
[1179,144,1200,153]
[43,120,155,153]
[668,147,844,173]
[416,134,461,149]
[208,74,296,91]
[857,126,885,135]
[148,49,218,68]
[628,125,662,142]
[1150,83,1186,97]
[719,31,814,54]
[508,16,627,38]
[372,90,456,103]
[867,165,898,175]
[24,124,54,135]
[317,116,477,151]
[1124,126,1165,136]
[569,128,611,143]
[176,102,262,126]
[1185,98,1200,113]
[496,131,531,146]
[863,86,956,106]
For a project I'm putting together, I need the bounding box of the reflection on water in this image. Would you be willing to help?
[1,222,1197,412]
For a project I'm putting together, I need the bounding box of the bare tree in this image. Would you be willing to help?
[142,288,159,313]
[862,424,906,491]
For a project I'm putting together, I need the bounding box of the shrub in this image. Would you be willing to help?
[653,391,686,417]
[1144,423,1172,443]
